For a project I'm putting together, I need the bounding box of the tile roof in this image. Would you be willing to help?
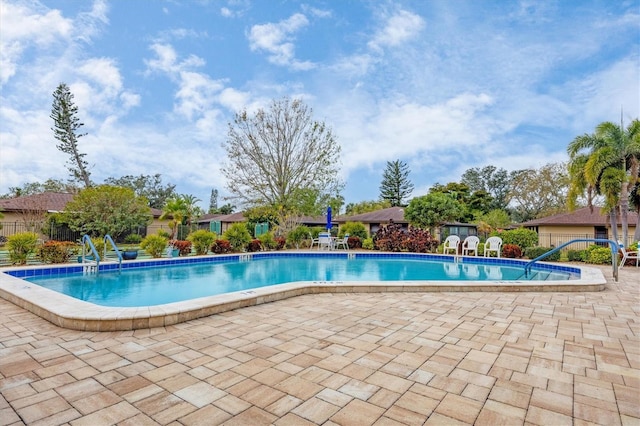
[0,192,74,212]
[339,206,408,223]
[520,207,639,226]
[0,192,163,217]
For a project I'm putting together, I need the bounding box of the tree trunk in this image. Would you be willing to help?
[609,210,619,243]
[620,181,630,247]
[635,209,640,242]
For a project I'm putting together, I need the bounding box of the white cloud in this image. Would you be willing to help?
[0,1,72,84]
[368,9,425,51]
[247,13,315,70]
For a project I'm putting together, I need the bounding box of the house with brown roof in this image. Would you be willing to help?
[337,207,477,241]
[0,192,165,240]
[337,207,408,235]
[520,207,639,247]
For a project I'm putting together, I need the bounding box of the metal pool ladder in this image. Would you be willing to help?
[523,238,620,282]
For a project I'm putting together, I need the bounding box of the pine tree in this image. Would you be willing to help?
[209,188,218,214]
[379,160,414,206]
[50,83,91,187]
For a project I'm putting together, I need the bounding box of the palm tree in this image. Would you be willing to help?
[180,194,202,227]
[160,196,188,240]
[567,119,640,246]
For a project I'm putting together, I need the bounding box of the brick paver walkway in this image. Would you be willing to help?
[1,265,638,425]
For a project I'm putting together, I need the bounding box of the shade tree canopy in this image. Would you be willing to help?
[105,174,176,209]
[62,185,152,239]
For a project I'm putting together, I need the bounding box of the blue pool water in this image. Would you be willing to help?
[21,254,577,307]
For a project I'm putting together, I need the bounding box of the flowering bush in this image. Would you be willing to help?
[347,236,362,249]
[212,239,233,254]
[502,244,523,258]
[373,220,438,252]
[37,241,77,263]
[170,240,192,256]
[247,239,262,252]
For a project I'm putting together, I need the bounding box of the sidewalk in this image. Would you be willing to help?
[1,265,638,425]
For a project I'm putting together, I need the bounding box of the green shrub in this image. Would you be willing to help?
[140,234,168,258]
[7,232,39,265]
[362,237,374,250]
[585,245,612,264]
[187,230,217,255]
[287,225,311,249]
[338,222,368,239]
[222,223,252,251]
[494,228,538,251]
[90,237,105,255]
[37,241,77,264]
[567,249,584,262]
[524,246,560,261]
[124,233,142,244]
[258,232,277,250]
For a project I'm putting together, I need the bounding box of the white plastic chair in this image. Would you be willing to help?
[334,234,349,250]
[619,242,639,268]
[317,232,332,250]
[461,236,480,256]
[442,235,460,255]
[309,233,319,249]
[483,237,503,258]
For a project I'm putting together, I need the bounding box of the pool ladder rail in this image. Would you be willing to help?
[80,234,123,275]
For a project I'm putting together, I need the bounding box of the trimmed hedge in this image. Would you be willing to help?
[524,246,560,261]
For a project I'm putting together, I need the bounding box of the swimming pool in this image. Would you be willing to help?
[0,252,606,331]
[21,253,577,307]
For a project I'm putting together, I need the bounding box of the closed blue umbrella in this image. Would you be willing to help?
[326,206,332,231]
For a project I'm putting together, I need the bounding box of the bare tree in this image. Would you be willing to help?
[223,97,342,216]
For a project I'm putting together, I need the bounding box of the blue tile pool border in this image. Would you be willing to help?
[4,251,582,280]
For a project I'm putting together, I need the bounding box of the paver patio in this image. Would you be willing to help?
[0,265,638,425]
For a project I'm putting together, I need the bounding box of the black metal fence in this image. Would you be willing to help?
[537,233,607,250]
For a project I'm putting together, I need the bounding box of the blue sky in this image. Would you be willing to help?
[1,0,639,211]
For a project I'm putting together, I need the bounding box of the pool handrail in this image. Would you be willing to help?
[103,234,122,272]
[524,238,619,281]
[81,235,101,273]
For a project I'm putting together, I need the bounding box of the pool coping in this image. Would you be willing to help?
[0,252,607,331]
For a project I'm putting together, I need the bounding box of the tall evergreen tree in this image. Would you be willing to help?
[209,188,218,214]
[50,83,91,187]
[379,160,414,207]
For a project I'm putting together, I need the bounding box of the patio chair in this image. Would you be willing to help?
[618,242,639,268]
[483,236,503,258]
[317,232,332,250]
[334,234,349,250]
[310,233,319,249]
[442,235,460,255]
[461,236,480,256]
